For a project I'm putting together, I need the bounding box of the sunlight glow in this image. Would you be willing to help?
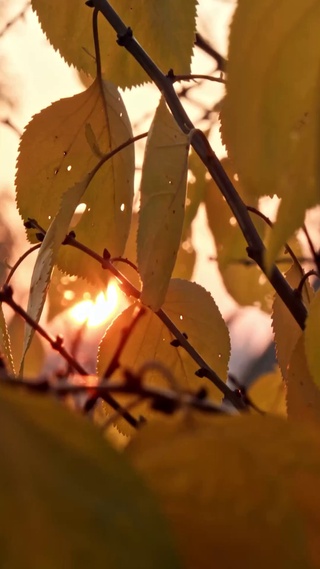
[69,283,119,328]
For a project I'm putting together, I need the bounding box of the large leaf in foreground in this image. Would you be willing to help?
[0,386,180,568]
[286,334,320,424]
[138,99,189,310]
[97,279,230,434]
[16,79,134,284]
[128,414,320,569]
[272,261,314,380]
[31,0,197,88]
[221,1,320,266]
[305,289,320,390]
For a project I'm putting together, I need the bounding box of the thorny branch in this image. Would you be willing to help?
[0,284,139,428]
[90,0,307,331]
[0,370,234,418]
[25,221,246,411]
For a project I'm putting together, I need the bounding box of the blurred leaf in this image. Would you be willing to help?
[272,261,314,380]
[172,233,196,281]
[205,159,300,311]
[182,144,208,239]
[128,414,320,569]
[138,98,189,310]
[113,211,141,293]
[286,334,320,424]
[47,268,99,322]
[221,1,320,267]
[248,367,286,417]
[97,279,230,434]
[0,386,181,568]
[16,79,134,285]
[8,314,45,377]
[0,304,15,374]
[31,0,197,88]
[305,289,320,389]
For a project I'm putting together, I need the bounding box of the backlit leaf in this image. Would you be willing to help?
[47,268,99,322]
[31,0,197,88]
[286,334,320,424]
[0,304,15,375]
[138,99,189,310]
[128,414,320,569]
[205,159,298,311]
[0,386,180,568]
[16,79,134,285]
[20,172,102,370]
[272,261,314,380]
[8,314,45,378]
[305,289,320,389]
[221,1,320,266]
[248,367,286,417]
[97,279,230,434]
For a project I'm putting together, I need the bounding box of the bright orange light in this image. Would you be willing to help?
[69,282,119,327]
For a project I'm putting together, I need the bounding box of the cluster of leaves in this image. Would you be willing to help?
[2,0,320,566]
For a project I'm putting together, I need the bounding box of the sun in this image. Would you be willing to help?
[69,282,119,328]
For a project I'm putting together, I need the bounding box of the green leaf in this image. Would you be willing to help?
[16,79,134,284]
[0,305,15,375]
[305,289,320,389]
[31,0,197,88]
[138,99,189,310]
[272,261,314,380]
[286,334,320,424]
[128,413,320,569]
[97,279,230,434]
[221,1,320,266]
[0,386,181,568]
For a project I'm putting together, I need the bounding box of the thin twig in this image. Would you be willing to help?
[194,32,227,72]
[169,72,225,85]
[0,285,139,428]
[296,270,319,296]
[1,118,22,137]
[63,232,246,410]
[103,306,146,378]
[4,244,41,286]
[0,373,233,416]
[0,1,31,38]
[27,221,244,409]
[302,223,320,275]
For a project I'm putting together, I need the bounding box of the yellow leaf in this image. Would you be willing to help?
[16,79,134,284]
[205,159,299,312]
[248,367,286,416]
[272,261,314,380]
[9,313,45,378]
[305,289,320,389]
[97,279,230,434]
[31,0,197,88]
[128,414,320,569]
[0,386,180,568]
[221,1,320,266]
[286,334,320,424]
[138,98,189,310]
[0,304,15,375]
